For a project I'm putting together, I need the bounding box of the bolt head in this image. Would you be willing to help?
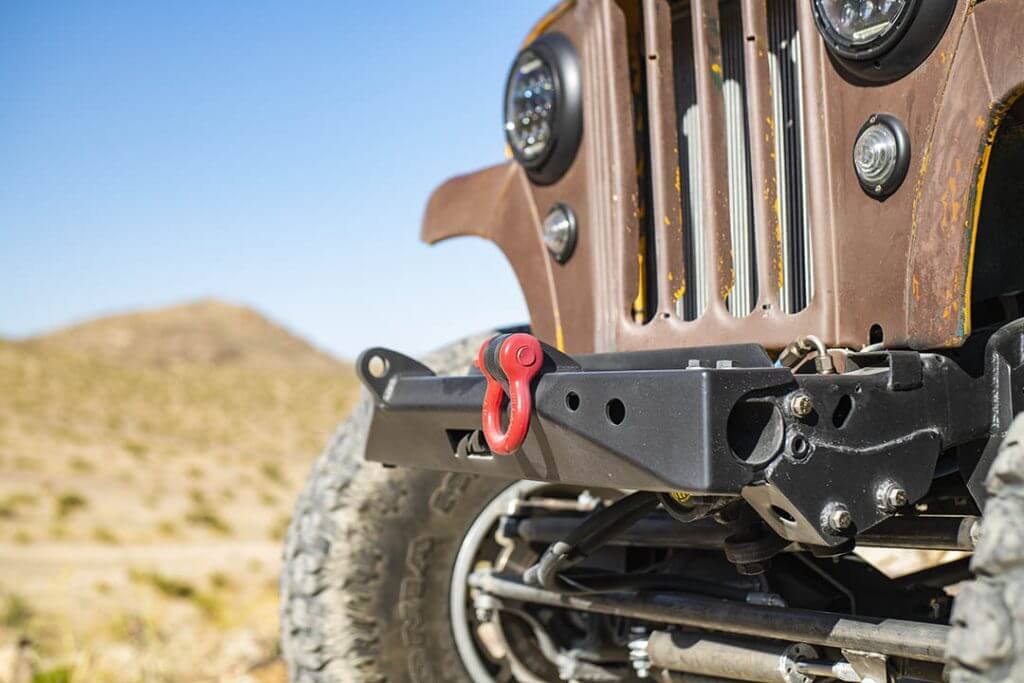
[823,503,852,532]
[830,509,851,530]
[887,486,909,508]
[788,393,814,418]
[876,481,909,511]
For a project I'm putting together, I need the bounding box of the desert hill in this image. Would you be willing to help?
[0,301,359,682]
[29,298,341,371]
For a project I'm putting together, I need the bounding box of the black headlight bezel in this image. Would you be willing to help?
[812,0,919,62]
[811,0,956,83]
[503,32,582,185]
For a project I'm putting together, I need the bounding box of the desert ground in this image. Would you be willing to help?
[0,300,359,682]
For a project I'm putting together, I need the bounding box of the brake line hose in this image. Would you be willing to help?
[523,491,661,590]
[777,334,836,374]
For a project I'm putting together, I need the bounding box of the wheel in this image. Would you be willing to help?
[947,413,1024,682]
[280,331,518,682]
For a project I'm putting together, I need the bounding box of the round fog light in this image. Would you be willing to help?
[542,203,577,263]
[853,114,909,199]
[854,125,897,185]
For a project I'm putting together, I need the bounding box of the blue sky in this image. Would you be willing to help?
[0,2,552,358]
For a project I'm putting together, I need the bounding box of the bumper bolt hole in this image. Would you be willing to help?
[566,392,580,411]
[606,399,626,425]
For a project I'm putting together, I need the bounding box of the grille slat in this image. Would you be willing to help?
[719,0,757,317]
[689,0,736,319]
[666,0,811,321]
[768,0,813,313]
[670,5,705,321]
[617,0,659,323]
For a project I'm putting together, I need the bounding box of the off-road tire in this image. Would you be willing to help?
[947,413,1024,682]
[280,332,509,683]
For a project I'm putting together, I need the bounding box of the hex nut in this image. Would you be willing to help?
[822,503,852,532]
[875,481,909,512]
[813,354,836,374]
[787,393,814,418]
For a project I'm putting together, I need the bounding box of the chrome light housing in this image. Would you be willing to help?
[542,203,578,263]
[504,33,582,185]
[853,113,910,199]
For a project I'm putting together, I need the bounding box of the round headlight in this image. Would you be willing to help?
[542,203,577,263]
[505,50,557,164]
[812,0,955,82]
[853,114,910,199]
[816,0,909,51]
[503,33,582,185]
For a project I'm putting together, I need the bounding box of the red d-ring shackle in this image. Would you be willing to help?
[476,333,545,455]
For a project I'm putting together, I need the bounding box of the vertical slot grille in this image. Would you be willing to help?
[768,0,812,313]
[719,0,757,317]
[671,0,758,320]
[618,0,658,323]
[670,4,705,321]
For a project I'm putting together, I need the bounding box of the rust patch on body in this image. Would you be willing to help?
[710,62,723,88]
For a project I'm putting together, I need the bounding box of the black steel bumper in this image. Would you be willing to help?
[357,321,1024,546]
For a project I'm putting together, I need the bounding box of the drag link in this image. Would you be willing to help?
[468,572,949,664]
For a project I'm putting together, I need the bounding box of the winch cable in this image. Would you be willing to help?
[523,491,661,590]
